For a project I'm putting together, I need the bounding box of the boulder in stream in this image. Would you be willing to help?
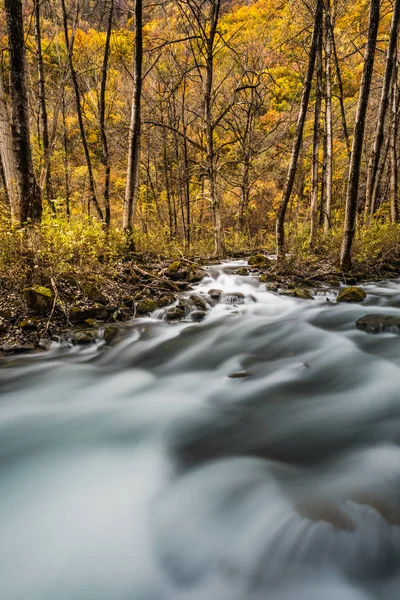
[356,314,400,334]
[337,286,366,303]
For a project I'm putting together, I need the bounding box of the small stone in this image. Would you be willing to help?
[208,288,223,300]
[356,314,400,334]
[0,343,37,354]
[221,291,245,304]
[337,286,366,303]
[80,281,107,304]
[191,310,207,322]
[166,307,185,321]
[73,330,97,344]
[136,299,158,314]
[19,319,38,331]
[103,326,120,345]
[248,254,270,268]
[236,267,249,276]
[70,304,109,323]
[189,294,208,310]
[227,371,250,379]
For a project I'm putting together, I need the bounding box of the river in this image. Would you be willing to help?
[1,261,400,600]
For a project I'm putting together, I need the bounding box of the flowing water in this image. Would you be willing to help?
[1,261,400,600]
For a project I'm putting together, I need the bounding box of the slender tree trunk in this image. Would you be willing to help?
[5,0,42,224]
[0,72,19,222]
[202,0,224,255]
[60,0,103,221]
[365,0,400,221]
[340,0,380,271]
[310,27,323,248]
[99,0,114,229]
[33,0,54,212]
[324,0,333,232]
[276,0,323,258]
[123,0,143,240]
[62,90,70,217]
[331,20,351,159]
[390,54,399,223]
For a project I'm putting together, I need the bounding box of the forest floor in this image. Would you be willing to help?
[0,250,399,355]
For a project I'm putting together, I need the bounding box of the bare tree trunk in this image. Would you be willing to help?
[331,20,351,159]
[62,90,70,217]
[310,27,323,248]
[390,53,399,223]
[324,0,333,232]
[60,0,103,221]
[340,0,380,271]
[123,0,143,240]
[5,0,42,224]
[276,0,323,258]
[34,0,54,212]
[99,0,114,229]
[365,0,400,221]
[0,72,19,222]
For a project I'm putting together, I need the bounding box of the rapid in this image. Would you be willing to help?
[1,261,400,600]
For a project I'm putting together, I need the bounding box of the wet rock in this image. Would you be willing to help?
[136,299,158,315]
[356,314,400,334]
[191,310,207,322]
[227,371,250,379]
[235,267,249,276]
[259,273,275,283]
[0,343,37,354]
[73,329,98,345]
[221,291,245,304]
[158,294,175,308]
[279,288,313,299]
[189,294,208,310]
[70,304,109,323]
[337,286,366,303]
[103,325,120,345]
[24,285,54,314]
[80,281,107,304]
[248,254,270,268]
[265,282,279,292]
[18,319,38,331]
[166,306,185,321]
[208,288,223,301]
[165,260,205,283]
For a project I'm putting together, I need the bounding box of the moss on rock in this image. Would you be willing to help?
[337,286,366,303]
[136,299,158,314]
[24,285,54,314]
[248,254,269,268]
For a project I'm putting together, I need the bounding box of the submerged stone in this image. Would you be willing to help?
[356,314,400,334]
[191,310,207,322]
[208,288,223,301]
[337,286,366,303]
[227,371,250,379]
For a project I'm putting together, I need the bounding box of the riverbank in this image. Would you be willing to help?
[1,249,400,355]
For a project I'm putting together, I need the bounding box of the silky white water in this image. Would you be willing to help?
[1,261,400,599]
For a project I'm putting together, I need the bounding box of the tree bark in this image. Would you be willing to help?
[310,27,323,248]
[276,0,323,258]
[365,0,400,221]
[33,0,54,211]
[0,72,19,222]
[99,0,114,228]
[123,0,143,240]
[340,0,380,271]
[390,53,399,223]
[61,0,103,221]
[4,0,42,224]
[324,0,333,232]
[331,20,351,159]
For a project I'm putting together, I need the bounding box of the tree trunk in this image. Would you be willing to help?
[310,27,323,248]
[390,53,399,223]
[331,20,351,159]
[340,0,380,271]
[99,0,114,228]
[123,0,143,240]
[0,72,19,222]
[33,0,54,212]
[324,0,333,232]
[62,90,70,217]
[4,0,42,224]
[276,0,323,258]
[60,0,103,221]
[365,0,400,221]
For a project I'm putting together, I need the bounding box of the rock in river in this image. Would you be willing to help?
[356,314,400,334]
[337,286,366,303]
